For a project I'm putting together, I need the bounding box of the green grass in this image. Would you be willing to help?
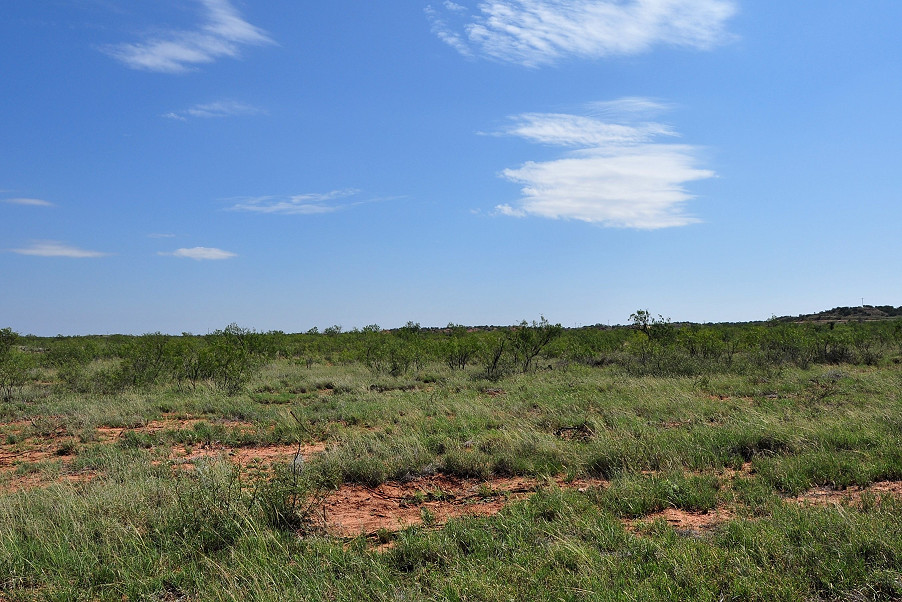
[1,350,901,600]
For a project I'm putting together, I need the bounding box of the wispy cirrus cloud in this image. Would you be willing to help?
[105,0,273,73]
[428,0,737,66]
[161,247,237,260]
[495,110,674,147]
[2,197,55,207]
[228,189,368,215]
[11,241,109,258]
[164,100,264,121]
[425,2,474,57]
[493,99,715,229]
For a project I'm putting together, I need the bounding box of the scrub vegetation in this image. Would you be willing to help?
[1,309,902,600]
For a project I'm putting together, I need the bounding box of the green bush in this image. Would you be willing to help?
[0,351,33,402]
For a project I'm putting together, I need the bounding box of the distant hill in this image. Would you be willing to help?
[776,305,902,323]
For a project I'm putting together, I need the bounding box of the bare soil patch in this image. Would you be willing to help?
[625,507,733,535]
[792,481,902,506]
[166,442,327,470]
[0,445,59,471]
[319,474,607,538]
[95,417,256,441]
[0,415,328,492]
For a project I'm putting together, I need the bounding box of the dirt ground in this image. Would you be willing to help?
[792,481,902,506]
[0,416,323,492]
[318,474,608,538]
[624,507,734,535]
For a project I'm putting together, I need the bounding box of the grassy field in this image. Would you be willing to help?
[0,319,901,600]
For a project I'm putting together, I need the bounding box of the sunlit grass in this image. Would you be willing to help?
[1,342,901,599]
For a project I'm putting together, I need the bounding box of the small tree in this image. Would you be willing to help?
[508,316,563,373]
[443,324,479,370]
[0,328,31,401]
[479,332,508,381]
[118,332,172,388]
[629,310,674,344]
[200,325,260,395]
[0,328,17,356]
[0,352,32,401]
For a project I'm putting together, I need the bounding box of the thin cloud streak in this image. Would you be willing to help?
[228,189,366,215]
[494,100,715,229]
[164,100,264,120]
[429,0,737,66]
[162,247,237,260]
[105,0,273,73]
[2,197,55,207]
[587,97,673,118]
[11,241,108,258]
[425,5,473,57]
[498,112,676,147]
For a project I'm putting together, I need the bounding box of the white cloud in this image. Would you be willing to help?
[587,97,673,118]
[2,197,55,207]
[498,112,675,147]
[147,233,176,238]
[494,100,715,229]
[428,0,737,66]
[105,0,273,73]
[494,203,526,217]
[228,189,364,215]
[163,247,237,260]
[164,100,264,120]
[425,5,473,57]
[11,241,108,258]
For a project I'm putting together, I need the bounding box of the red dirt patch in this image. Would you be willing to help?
[166,442,328,469]
[792,481,902,506]
[0,441,329,493]
[95,417,256,441]
[319,474,607,538]
[0,446,59,471]
[625,507,733,534]
[0,412,329,492]
[0,470,97,493]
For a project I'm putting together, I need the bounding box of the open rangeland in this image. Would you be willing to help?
[1,319,901,600]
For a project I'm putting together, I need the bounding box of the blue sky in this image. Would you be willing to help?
[2,1,901,335]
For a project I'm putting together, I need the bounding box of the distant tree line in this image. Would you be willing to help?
[1,311,901,399]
